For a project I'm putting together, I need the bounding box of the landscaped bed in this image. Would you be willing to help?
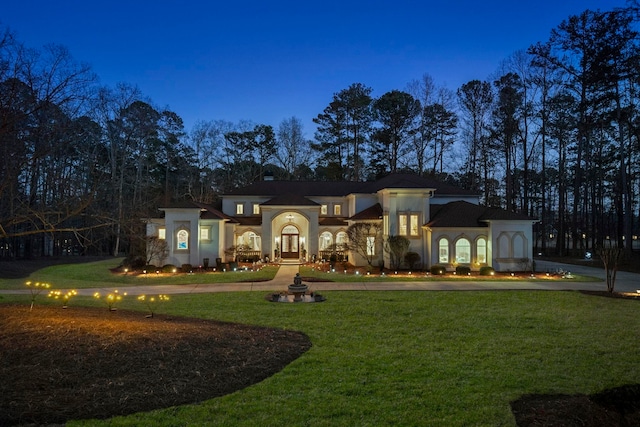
[0,304,311,426]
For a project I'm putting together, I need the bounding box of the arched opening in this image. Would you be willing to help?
[281,224,299,259]
[438,237,449,263]
[476,237,487,264]
[455,238,471,264]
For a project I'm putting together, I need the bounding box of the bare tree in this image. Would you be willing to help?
[276,116,314,179]
[598,243,625,293]
[146,236,168,266]
[346,222,382,268]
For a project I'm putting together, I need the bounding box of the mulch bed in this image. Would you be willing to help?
[0,305,311,426]
[511,385,640,426]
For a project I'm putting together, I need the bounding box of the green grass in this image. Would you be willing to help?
[0,258,279,289]
[300,265,600,283]
[4,288,639,426]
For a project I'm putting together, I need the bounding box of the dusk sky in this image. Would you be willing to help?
[3,0,627,137]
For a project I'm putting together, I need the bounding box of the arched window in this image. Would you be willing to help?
[238,231,261,250]
[438,238,449,263]
[177,229,189,250]
[476,237,487,264]
[336,231,347,249]
[319,231,333,250]
[455,238,471,263]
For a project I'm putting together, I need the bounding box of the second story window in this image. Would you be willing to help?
[400,214,420,236]
[410,214,419,236]
[236,203,244,215]
[399,214,408,235]
[158,228,166,239]
[333,204,342,216]
[321,204,328,215]
[253,203,260,215]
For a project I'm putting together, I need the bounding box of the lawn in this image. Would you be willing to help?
[2,287,640,426]
[299,264,600,283]
[0,258,279,289]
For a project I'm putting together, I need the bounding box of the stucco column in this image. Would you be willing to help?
[307,210,319,259]
[261,208,274,260]
[388,192,397,235]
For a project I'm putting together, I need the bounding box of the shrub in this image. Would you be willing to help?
[162,264,177,273]
[479,266,495,276]
[405,252,421,269]
[123,255,146,270]
[181,264,193,273]
[455,266,471,275]
[430,265,446,275]
[329,253,337,265]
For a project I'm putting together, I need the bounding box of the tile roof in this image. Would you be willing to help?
[261,193,320,206]
[225,173,477,197]
[349,203,383,220]
[428,201,535,228]
[233,217,262,226]
[319,217,348,226]
[158,201,233,221]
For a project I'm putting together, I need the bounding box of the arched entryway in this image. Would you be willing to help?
[281,224,299,259]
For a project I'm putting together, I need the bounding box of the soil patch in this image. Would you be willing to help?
[0,305,311,426]
[511,385,640,426]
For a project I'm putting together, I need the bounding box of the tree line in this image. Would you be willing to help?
[1,3,639,259]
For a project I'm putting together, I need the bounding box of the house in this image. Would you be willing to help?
[146,173,536,271]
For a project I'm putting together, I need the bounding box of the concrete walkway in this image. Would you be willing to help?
[0,260,638,296]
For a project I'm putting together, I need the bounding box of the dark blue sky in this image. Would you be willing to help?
[3,0,626,136]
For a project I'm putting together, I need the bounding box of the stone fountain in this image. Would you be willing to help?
[288,273,309,302]
[268,273,325,303]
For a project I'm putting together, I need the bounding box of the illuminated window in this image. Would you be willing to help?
[236,203,244,215]
[158,228,166,239]
[455,238,471,263]
[366,236,376,256]
[319,231,333,250]
[238,231,261,250]
[333,204,342,216]
[399,214,408,235]
[410,214,419,236]
[438,238,449,263]
[200,227,210,241]
[253,204,260,215]
[177,229,189,250]
[336,231,347,250]
[476,238,487,264]
[321,205,328,215]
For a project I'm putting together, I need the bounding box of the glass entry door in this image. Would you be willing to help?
[281,224,299,259]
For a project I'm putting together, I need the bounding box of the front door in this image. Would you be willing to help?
[281,224,299,259]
